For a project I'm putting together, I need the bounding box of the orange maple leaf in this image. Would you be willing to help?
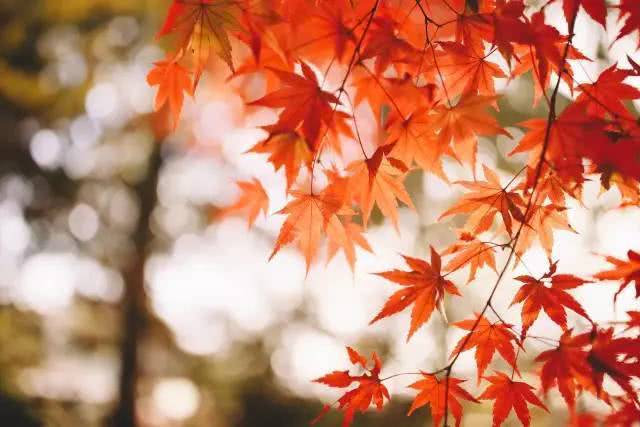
[156,0,239,86]
[442,231,497,284]
[248,131,313,190]
[217,178,269,227]
[478,371,548,427]
[514,204,574,257]
[146,57,193,129]
[435,41,506,98]
[269,177,349,272]
[594,249,640,300]
[360,12,419,75]
[346,148,414,230]
[408,373,478,427]
[451,314,521,381]
[385,108,453,181]
[312,346,390,427]
[371,247,461,340]
[326,217,372,270]
[249,61,342,149]
[440,165,525,236]
[433,95,510,170]
[511,261,591,339]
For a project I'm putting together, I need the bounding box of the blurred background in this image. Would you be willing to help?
[1,1,639,426]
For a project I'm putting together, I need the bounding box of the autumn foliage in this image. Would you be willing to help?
[150,0,640,425]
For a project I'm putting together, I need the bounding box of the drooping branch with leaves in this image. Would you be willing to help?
[149,0,640,425]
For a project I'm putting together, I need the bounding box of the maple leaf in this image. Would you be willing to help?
[605,397,640,426]
[385,108,453,181]
[443,231,497,284]
[489,0,528,62]
[514,204,574,257]
[623,310,640,332]
[535,330,600,409]
[562,0,607,27]
[616,0,640,48]
[433,95,510,169]
[371,246,461,340]
[510,11,586,105]
[157,0,240,86]
[453,9,495,56]
[435,41,506,98]
[269,177,348,272]
[451,314,521,381]
[594,249,640,299]
[360,12,419,75]
[248,131,312,189]
[511,103,605,186]
[408,373,478,427]
[249,61,342,148]
[576,65,640,119]
[440,165,525,236]
[217,178,269,227]
[479,371,548,427]
[312,347,390,427]
[511,261,591,339]
[146,57,193,129]
[587,327,640,401]
[346,147,414,230]
[326,216,372,270]
[299,0,360,64]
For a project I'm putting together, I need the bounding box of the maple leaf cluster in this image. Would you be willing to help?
[149,0,640,425]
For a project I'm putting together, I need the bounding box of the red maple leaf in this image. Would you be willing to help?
[587,327,640,402]
[511,261,591,339]
[371,246,461,340]
[562,0,607,27]
[623,310,640,332]
[312,347,390,427]
[594,249,640,299]
[576,65,640,119]
[605,397,640,426]
[535,330,601,408]
[408,373,478,427]
[249,61,342,149]
[451,314,521,381]
[616,0,640,48]
[479,371,548,427]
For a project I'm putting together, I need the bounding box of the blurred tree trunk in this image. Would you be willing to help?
[109,145,161,427]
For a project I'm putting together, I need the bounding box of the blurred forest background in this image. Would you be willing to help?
[0,0,639,426]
